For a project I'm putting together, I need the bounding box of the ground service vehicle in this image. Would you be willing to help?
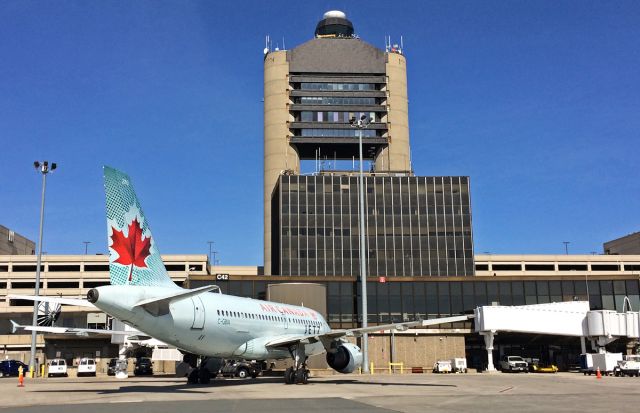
[531,363,558,373]
[614,355,640,377]
[0,360,28,377]
[220,360,261,379]
[107,358,118,376]
[134,358,153,376]
[433,360,452,373]
[584,353,623,376]
[47,359,68,377]
[451,358,467,373]
[500,356,528,372]
[77,358,97,376]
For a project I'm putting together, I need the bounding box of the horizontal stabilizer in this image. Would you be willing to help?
[7,295,96,308]
[10,320,135,336]
[133,285,218,316]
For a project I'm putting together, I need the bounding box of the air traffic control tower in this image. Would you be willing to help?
[264,11,474,277]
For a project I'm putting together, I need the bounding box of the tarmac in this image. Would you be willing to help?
[1,372,640,412]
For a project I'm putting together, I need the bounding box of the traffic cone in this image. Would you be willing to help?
[596,367,602,379]
[17,372,24,387]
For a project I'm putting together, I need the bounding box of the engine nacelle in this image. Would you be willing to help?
[326,342,363,374]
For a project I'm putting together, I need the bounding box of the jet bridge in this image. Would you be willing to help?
[474,301,640,371]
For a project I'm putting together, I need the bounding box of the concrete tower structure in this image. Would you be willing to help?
[264,11,412,274]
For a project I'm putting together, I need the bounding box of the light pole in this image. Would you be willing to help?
[212,252,219,266]
[207,241,215,264]
[563,241,570,255]
[83,241,91,255]
[30,161,56,377]
[350,114,370,373]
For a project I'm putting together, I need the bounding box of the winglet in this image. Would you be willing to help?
[10,320,21,334]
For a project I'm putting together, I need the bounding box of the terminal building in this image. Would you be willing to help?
[0,225,35,256]
[1,11,639,372]
[1,253,639,371]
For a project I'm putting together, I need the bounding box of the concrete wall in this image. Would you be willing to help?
[275,334,465,373]
[267,283,327,317]
[0,225,35,255]
[375,53,410,172]
[264,51,297,275]
[604,232,640,255]
[367,334,465,371]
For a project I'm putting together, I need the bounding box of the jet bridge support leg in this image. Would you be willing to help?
[480,330,497,372]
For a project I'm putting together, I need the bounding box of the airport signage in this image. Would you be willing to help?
[216,273,230,281]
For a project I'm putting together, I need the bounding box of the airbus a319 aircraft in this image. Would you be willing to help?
[11,166,469,384]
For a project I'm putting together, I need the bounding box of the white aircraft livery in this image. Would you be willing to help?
[11,166,470,384]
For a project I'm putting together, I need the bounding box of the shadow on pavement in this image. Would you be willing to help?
[318,379,457,387]
[31,377,287,394]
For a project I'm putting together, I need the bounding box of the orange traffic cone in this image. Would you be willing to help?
[596,367,602,379]
[17,371,24,387]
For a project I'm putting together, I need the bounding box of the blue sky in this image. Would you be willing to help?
[1,1,638,264]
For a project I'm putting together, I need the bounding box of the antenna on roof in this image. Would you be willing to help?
[282,37,285,50]
[400,35,404,53]
[264,35,270,55]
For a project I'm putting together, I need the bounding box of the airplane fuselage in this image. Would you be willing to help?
[91,285,330,360]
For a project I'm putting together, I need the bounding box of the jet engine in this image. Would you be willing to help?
[326,342,363,374]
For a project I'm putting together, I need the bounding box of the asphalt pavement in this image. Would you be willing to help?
[1,372,639,412]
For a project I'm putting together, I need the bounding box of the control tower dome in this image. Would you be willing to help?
[314,10,354,37]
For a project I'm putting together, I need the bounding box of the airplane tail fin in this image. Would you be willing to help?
[103,166,177,288]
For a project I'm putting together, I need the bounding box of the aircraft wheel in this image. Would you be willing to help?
[199,367,211,384]
[294,368,309,384]
[284,367,294,384]
[187,368,200,384]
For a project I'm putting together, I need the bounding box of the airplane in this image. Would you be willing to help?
[11,166,471,384]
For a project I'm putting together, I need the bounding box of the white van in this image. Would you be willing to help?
[77,358,97,377]
[47,358,68,377]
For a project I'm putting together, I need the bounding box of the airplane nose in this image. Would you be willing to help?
[87,288,99,303]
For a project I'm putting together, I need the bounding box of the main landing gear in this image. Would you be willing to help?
[285,344,310,385]
[186,356,222,385]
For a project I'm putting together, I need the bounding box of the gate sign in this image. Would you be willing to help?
[216,273,229,281]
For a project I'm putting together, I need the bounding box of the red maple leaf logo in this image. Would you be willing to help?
[110,217,152,282]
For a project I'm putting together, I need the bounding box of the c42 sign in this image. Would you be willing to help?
[216,273,230,281]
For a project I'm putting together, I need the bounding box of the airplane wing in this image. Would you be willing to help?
[265,314,473,349]
[7,294,96,308]
[10,320,147,338]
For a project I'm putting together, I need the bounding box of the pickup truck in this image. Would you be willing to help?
[499,356,528,373]
[614,355,640,377]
